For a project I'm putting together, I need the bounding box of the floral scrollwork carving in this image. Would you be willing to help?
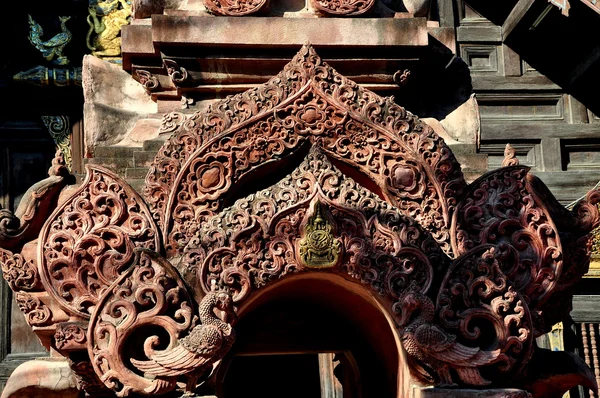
[204,0,268,15]
[158,111,187,135]
[189,148,442,312]
[88,249,207,397]
[54,322,87,351]
[435,245,534,384]
[155,46,465,258]
[163,59,189,86]
[15,292,52,326]
[311,0,375,15]
[0,248,41,291]
[135,70,160,94]
[451,166,562,316]
[38,164,161,318]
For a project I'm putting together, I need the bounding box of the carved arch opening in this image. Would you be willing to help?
[216,274,405,398]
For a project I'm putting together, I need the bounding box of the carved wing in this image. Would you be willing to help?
[44,32,69,48]
[414,324,498,366]
[131,343,214,377]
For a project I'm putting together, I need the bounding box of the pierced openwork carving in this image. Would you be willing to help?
[88,249,213,397]
[38,164,161,318]
[451,166,562,332]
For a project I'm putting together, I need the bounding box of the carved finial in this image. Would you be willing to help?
[393,69,411,87]
[502,143,519,167]
[48,149,70,177]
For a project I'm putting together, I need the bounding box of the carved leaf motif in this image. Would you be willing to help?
[0,248,41,291]
[88,249,194,397]
[436,245,534,382]
[451,167,562,311]
[39,165,161,318]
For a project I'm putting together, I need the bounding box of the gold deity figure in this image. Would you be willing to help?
[87,0,132,59]
[299,201,342,268]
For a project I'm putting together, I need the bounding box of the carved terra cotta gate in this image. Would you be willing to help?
[1,45,600,398]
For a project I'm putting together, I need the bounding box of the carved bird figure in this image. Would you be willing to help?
[27,15,72,66]
[398,288,501,386]
[131,291,236,395]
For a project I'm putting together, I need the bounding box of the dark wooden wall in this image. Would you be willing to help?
[0,122,55,390]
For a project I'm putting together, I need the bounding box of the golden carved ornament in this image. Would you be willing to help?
[298,201,342,268]
[87,0,132,59]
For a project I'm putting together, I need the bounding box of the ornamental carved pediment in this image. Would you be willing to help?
[1,45,599,398]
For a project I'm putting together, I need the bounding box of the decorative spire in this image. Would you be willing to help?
[502,143,520,167]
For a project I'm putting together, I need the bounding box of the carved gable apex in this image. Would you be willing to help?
[185,147,444,306]
[144,45,467,258]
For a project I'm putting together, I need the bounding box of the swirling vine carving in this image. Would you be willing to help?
[39,164,161,318]
[88,249,196,397]
[436,245,534,383]
[0,248,40,291]
[451,167,562,316]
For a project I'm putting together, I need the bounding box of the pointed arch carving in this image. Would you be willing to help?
[143,45,467,258]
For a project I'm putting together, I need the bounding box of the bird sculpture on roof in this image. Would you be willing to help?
[131,290,236,396]
[28,15,72,66]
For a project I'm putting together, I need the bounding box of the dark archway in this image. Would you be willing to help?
[218,275,402,398]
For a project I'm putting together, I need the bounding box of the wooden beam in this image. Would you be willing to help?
[502,0,536,41]
[481,122,600,140]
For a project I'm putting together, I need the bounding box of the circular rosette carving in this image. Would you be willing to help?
[436,245,534,384]
[39,165,161,318]
[311,0,375,15]
[88,249,194,397]
[275,92,348,136]
[204,0,268,15]
[451,166,562,310]
[386,160,426,200]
